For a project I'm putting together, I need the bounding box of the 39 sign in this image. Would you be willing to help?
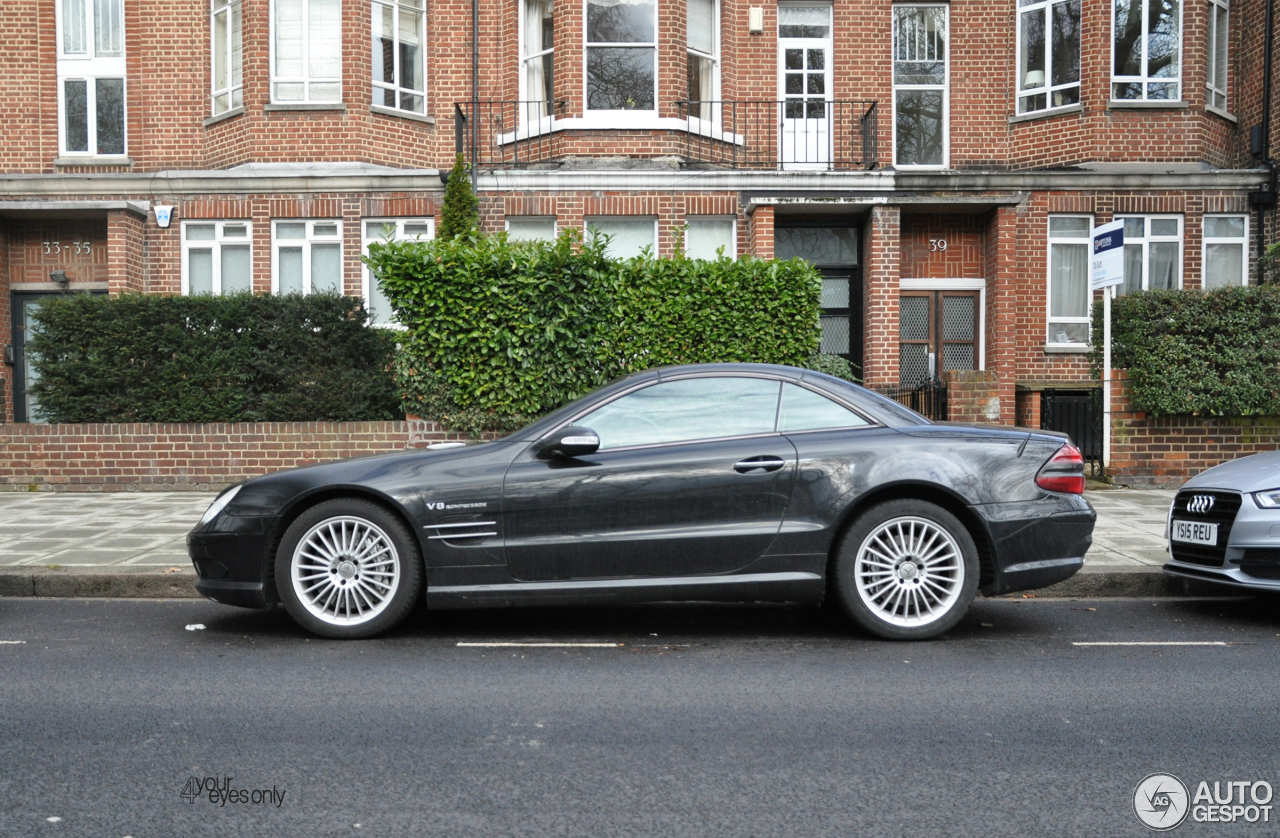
[928,238,948,252]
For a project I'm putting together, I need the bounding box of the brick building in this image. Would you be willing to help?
[0,0,1276,427]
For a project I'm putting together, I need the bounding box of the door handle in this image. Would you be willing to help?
[734,456,787,474]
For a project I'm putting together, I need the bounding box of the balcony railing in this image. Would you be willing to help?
[453,100,878,170]
[676,101,878,170]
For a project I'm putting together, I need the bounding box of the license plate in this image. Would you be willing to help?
[1172,520,1218,546]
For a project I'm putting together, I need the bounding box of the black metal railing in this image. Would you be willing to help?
[876,378,949,421]
[675,100,878,169]
[1041,388,1103,477]
[455,101,568,167]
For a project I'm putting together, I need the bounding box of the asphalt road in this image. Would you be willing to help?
[2,596,1280,838]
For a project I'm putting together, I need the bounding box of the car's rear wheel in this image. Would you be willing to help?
[276,498,422,639]
[832,499,979,640]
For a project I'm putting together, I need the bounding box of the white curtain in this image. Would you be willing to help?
[685,218,733,260]
[524,0,552,115]
[687,0,713,54]
[1050,242,1087,317]
[308,0,342,80]
[587,218,655,258]
[274,0,304,78]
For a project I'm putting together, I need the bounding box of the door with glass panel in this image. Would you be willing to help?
[10,290,104,423]
[898,291,978,386]
[778,5,832,169]
[774,224,861,371]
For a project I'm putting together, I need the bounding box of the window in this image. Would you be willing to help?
[273,220,343,294]
[684,217,735,259]
[1112,0,1181,101]
[578,377,780,449]
[686,0,718,122]
[1046,215,1092,345]
[585,217,656,257]
[272,0,342,103]
[1016,0,1081,114]
[57,0,126,156]
[1206,0,1229,113]
[778,383,869,432]
[212,0,244,115]
[1117,215,1182,294]
[506,216,557,241]
[363,219,433,325]
[893,5,948,167]
[182,222,253,296]
[521,0,555,121]
[373,0,425,114]
[1203,215,1247,289]
[586,0,656,111]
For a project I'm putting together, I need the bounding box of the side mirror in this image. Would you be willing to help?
[539,426,600,458]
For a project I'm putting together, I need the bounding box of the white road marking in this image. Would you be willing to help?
[1072,641,1229,646]
[185,624,205,631]
[456,642,621,648]
[0,640,26,645]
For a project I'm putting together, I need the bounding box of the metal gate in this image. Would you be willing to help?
[1040,388,1102,476]
[877,379,949,421]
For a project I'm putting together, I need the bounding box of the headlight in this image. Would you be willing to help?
[199,485,242,524]
[1254,489,1280,509]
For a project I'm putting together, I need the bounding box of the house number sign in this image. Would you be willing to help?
[928,238,948,252]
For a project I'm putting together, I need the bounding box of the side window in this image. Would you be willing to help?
[578,377,780,450]
[778,383,869,432]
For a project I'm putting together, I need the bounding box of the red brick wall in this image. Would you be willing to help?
[0,421,482,492]
[861,204,900,387]
[946,369,1002,424]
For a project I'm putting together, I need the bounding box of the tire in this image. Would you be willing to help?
[831,499,980,641]
[275,498,423,639]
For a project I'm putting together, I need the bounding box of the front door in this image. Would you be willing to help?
[898,291,979,386]
[778,5,832,169]
[11,293,56,423]
[501,376,797,581]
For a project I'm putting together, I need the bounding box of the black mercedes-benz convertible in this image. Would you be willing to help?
[188,363,1094,640]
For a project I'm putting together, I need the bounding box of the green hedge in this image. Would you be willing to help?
[1090,285,1280,416]
[367,229,827,433]
[29,293,400,423]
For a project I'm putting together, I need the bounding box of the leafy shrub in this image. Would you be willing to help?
[438,154,479,240]
[1090,285,1280,416]
[803,353,860,382]
[29,293,400,423]
[367,228,823,431]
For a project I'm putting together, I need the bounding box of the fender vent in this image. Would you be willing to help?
[424,519,497,546]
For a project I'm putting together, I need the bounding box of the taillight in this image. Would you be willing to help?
[1036,443,1085,494]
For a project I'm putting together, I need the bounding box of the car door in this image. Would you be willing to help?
[501,375,798,581]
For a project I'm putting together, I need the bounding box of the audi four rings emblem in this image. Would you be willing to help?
[1187,495,1216,514]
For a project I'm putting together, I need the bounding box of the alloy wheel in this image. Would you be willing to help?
[290,516,401,626]
[853,515,964,628]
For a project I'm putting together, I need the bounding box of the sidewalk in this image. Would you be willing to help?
[0,489,1194,598]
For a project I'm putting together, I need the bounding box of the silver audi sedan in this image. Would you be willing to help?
[1164,451,1280,590]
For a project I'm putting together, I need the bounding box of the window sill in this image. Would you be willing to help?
[1206,104,1237,123]
[53,156,133,167]
[204,106,244,128]
[1043,343,1092,354]
[370,104,436,125]
[264,102,347,112]
[494,114,743,147]
[1107,99,1188,110]
[1008,103,1083,125]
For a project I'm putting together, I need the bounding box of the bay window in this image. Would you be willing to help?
[1046,216,1092,345]
[1202,215,1247,289]
[1206,0,1229,114]
[183,222,253,296]
[1017,0,1081,114]
[686,0,718,122]
[586,0,656,112]
[522,0,555,121]
[1112,0,1181,101]
[1117,215,1182,294]
[373,0,426,114]
[212,0,244,115]
[57,0,127,156]
[272,0,343,103]
[893,5,948,168]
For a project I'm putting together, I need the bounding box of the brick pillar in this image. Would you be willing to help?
[861,204,900,387]
[107,209,146,294]
[985,206,1017,424]
[749,206,774,258]
[946,369,1002,423]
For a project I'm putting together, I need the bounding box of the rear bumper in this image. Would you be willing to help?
[975,495,1095,596]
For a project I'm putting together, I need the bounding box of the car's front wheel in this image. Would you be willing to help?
[276,498,422,639]
[832,500,979,640]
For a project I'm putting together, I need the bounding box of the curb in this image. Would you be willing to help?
[0,565,1237,600]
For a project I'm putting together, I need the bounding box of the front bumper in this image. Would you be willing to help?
[187,516,278,609]
[1163,560,1280,591]
[974,494,1095,596]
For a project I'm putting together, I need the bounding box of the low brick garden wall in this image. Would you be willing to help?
[0,421,475,492]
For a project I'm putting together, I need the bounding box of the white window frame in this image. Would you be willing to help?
[270,0,344,104]
[891,3,949,169]
[1045,214,1093,348]
[1015,0,1081,116]
[505,216,558,241]
[1115,214,1183,293]
[271,220,344,294]
[685,0,720,126]
[519,0,556,127]
[1202,213,1249,288]
[372,0,427,115]
[584,0,658,118]
[684,216,736,259]
[181,221,254,296]
[361,218,434,327]
[584,216,659,258]
[211,0,244,116]
[1110,0,1183,103]
[1206,0,1230,116]
[56,0,128,157]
